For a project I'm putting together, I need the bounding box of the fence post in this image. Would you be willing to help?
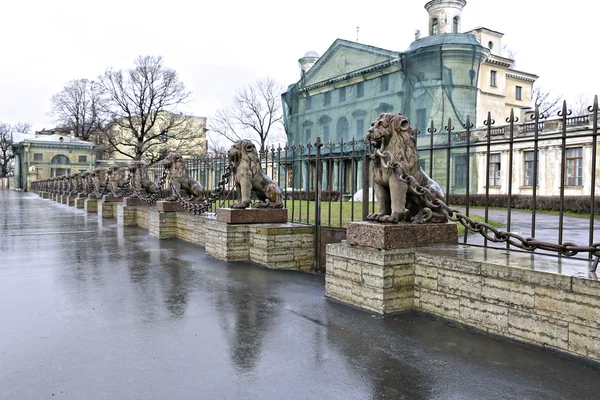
[362,150,370,221]
[314,137,323,272]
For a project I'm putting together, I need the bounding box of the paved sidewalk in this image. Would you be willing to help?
[1,191,599,400]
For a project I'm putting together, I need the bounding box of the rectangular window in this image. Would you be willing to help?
[305,96,312,110]
[78,155,87,163]
[304,128,311,140]
[524,151,538,186]
[322,125,330,143]
[490,70,497,87]
[454,155,467,187]
[489,153,501,186]
[416,108,427,134]
[380,75,389,92]
[356,82,364,98]
[339,87,346,102]
[324,92,331,106]
[33,153,43,161]
[355,119,364,137]
[516,86,522,100]
[566,147,583,186]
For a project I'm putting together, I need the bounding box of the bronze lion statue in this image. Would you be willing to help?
[366,113,447,224]
[162,152,203,201]
[228,140,282,209]
[129,161,158,197]
[93,168,108,194]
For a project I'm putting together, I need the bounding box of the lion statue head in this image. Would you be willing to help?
[107,165,126,194]
[365,112,446,224]
[228,140,260,172]
[162,152,203,200]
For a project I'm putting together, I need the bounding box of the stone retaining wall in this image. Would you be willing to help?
[326,243,600,363]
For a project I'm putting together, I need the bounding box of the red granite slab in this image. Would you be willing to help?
[156,201,186,212]
[347,221,458,250]
[122,197,141,206]
[216,208,288,224]
[102,195,121,202]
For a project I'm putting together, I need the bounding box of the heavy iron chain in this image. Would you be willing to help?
[171,161,234,215]
[111,172,131,199]
[131,166,168,206]
[373,148,600,272]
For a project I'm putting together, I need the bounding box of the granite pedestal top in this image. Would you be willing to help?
[216,208,288,224]
[156,201,186,212]
[347,221,458,250]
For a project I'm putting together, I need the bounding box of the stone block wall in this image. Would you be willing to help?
[204,220,250,261]
[176,213,208,246]
[148,210,178,239]
[117,205,137,226]
[84,198,98,213]
[413,252,600,362]
[326,243,600,363]
[97,201,117,218]
[136,207,150,229]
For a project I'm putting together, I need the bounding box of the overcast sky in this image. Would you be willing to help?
[2,0,599,132]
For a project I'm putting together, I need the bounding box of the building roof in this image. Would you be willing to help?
[464,26,505,37]
[407,32,483,51]
[16,133,94,147]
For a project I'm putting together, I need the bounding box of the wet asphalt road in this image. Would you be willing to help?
[1,191,600,400]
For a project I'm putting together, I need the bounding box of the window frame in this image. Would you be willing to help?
[356,82,364,98]
[339,87,346,102]
[323,91,331,106]
[305,96,312,110]
[432,18,439,35]
[489,153,501,187]
[523,150,538,187]
[78,155,88,163]
[490,70,497,87]
[516,86,522,101]
[566,147,583,186]
[380,75,389,92]
[454,154,467,188]
[33,153,43,162]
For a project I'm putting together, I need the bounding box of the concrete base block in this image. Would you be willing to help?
[326,243,415,314]
[136,207,150,229]
[60,195,68,204]
[216,208,288,224]
[84,198,98,213]
[347,221,458,250]
[74,198,86,209]
[250,224,314,271]
[66,196,76,206]
[102,195,122,202]
[177,213,209,246]
[41,192,49,199]
[117,204,137,226]
[98,201,117,218]
[148,210,178,239]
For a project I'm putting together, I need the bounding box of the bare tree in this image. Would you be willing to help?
[49,79,107,141]
[98,55,198,162]
[12,122,32,134]
[532,87,563,117]
[0,123,14,177]
[210,77,285,152]
[569,93,592,116]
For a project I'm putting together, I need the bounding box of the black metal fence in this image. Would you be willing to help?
[31,97,600,272]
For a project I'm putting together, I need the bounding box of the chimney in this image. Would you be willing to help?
[415,30,421,40]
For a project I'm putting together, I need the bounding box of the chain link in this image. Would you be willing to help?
[372,148,600,272]
[171,162,234,215]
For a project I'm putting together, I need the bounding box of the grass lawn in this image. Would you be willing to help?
[282,200,502,236]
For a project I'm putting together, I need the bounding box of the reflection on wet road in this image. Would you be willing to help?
[1,191,599,399]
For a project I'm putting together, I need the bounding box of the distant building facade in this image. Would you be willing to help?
[281,0,539,192]
[12,131,96,190]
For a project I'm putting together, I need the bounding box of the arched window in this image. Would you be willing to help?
[336,117,349,141]
[432,18,439,35]
[51,154,70,165]
[453,17,459,33]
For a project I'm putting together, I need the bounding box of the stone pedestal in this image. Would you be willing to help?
[41,192,49,199]
[74,197,86,209]
[326,243,415,314]
[117,204,137,226]
[204,219,250,261]
[347,221,458,250]
[326,222,458,314]
[66,195,76,206]
[216,208,288,224]
[102,195,122,202]
[60,194,68,204]
[177,213,209,246]
[156,201,185,212]
[84,197,98,213]
[148,210,178,239]
[123,197,141,206]
[250,224,314,271]
[98,200,117,218]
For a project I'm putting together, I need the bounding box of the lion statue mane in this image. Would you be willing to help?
[128,161,158,197]
[228,140,283,209]
[162,152,203,201]
[93,168,108,193]
[366,112,447,224]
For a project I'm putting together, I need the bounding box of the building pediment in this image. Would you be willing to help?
[300,39,401,89]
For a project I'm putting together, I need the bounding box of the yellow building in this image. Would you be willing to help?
[105,112,207,162]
